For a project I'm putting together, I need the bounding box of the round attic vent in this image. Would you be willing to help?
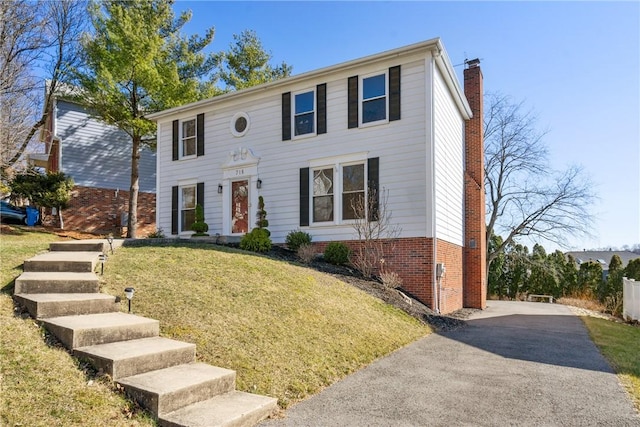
[230,112,250,137]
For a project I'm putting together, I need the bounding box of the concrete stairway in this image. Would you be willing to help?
[14,240,277,427]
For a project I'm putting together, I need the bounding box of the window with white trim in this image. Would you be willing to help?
[311,162,366,224]
[181,118,197,158]
[293,89,315,137]
[361,72,387,124]
[180,185,196,232]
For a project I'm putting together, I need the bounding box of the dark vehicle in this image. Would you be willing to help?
[1,201,27,224]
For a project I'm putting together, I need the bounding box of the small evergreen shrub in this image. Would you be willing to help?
[286,229,312,251]
[255,196,270,236]
[297,244,316,264]
[240,228,272,253]
[191,204,209,236]
[323,242,350,265]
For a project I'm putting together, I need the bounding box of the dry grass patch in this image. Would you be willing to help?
[101,243,430,408]
[0,227,155,427]
[581,316,640,411]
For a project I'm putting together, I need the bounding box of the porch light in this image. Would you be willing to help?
[257,179,262,189]
[218,184,223,194]
[124,287,135,313]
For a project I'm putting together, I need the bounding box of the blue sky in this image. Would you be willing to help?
[176,1,639,251]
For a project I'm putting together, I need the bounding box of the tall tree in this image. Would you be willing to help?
[484,93,596,276]
[77,0,216,237]
[217,30,292,91]
[0,0,86,180]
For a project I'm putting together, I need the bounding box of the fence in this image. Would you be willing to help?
[623,278,640,321]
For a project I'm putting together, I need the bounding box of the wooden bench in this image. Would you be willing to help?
[527,294,554,303]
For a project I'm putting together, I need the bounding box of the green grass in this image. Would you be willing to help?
[101,243,430,407]
[0,227,155,427]
[582,316,640,410]
[1,228,429,425]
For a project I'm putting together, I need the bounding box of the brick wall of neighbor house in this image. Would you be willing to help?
[43,186,156,236]
[463,59,487,309]
[436,239,464,314]
[312,237,437,308]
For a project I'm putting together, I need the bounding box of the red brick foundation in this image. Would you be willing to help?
[312,237,463,314]
[42,186,156,237]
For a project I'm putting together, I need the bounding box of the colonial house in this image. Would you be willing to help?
[148,38,486,314]
[30,91,157,236]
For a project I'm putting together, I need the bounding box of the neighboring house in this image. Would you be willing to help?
[29,92,157,236]
[148,38,486,314]
[566,250,640,279]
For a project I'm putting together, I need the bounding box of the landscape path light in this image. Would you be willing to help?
[124,287,135,313]
[107,235,114,254]
[98,254,107,275]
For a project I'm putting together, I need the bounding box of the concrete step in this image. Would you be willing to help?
[159,391,278,427]
[118,363,236,416]
[23,251,101,273]
[43,312,159,349]
[50,240,106,252]
[14,272,100,294]
[14,293,117,319]
[75,336,196,380]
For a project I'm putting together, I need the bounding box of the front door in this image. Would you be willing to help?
[231,180,249,234]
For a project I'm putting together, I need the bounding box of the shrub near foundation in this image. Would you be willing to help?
[324,242,350,265]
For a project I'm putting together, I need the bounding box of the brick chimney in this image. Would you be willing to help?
[463,59,487,309]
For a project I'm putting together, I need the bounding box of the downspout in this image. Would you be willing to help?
[428,49,440,313]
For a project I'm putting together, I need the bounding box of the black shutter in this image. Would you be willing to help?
[282,92,291,141]
[197,182,205,212]
[172,120,179,160]
[317,83,327,134]
[196,113,204,156]
[171,186,178,234]
[300,168,309,226]
[389,66,401,121]
[368,157,379,221]
[348,76,358,129]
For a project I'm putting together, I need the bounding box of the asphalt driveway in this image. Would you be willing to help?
[261,301,639,426]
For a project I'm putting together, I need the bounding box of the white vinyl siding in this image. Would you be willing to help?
[155,49,465,242]
[433,66,465,246]
[56,100,156,192]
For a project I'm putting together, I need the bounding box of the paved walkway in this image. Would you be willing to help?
[261,301,639,426]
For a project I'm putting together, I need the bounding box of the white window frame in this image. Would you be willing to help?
[179,181,197,234]
[359,71,388,127]
[309,153,368,226]
[180,117,197,159]
[292,88,316,139]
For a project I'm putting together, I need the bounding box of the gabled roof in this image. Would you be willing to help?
[565,250,640,269]
[147,38,471,121]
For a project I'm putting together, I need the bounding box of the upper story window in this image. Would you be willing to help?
[181,118,197,157]
[348,66,400,129]
[172,113,204,161]
[361,73,387,124]
[282,84,326,141]
[294,90,315,136]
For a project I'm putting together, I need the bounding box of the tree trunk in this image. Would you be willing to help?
[127,136,140,238]
[57,205,64,230]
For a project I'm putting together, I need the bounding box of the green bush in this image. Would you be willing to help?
[323,242,350,265]
[190,204,209,235]
[285,229,312,251]
[240,228,272,253]
[147,228,166,238]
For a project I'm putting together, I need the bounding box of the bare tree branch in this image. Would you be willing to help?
[484,93,597,272]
